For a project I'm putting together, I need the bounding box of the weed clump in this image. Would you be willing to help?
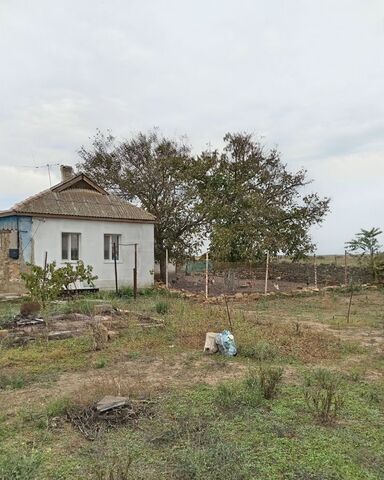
[0,373,26,390]
[95,357,108,369]
[90,322,109,351]
[259,366,284,399]
[304,368,345,423]
[239,340,278,361]
[216,367,284,409]
[91,452,133,480]
[155,301,169,315]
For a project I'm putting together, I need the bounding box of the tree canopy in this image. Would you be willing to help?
[78,130,330,278]
[197,133,330,261]
[345,227,383,281]
[77,129,208,279]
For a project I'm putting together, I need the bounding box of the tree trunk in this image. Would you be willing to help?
[159,252,166,283]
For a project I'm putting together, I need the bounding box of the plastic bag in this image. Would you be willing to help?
[215,330,237,356]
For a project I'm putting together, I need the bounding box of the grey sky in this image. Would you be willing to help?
[1,0,383,253]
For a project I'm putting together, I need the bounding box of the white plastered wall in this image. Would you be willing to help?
[32,217,154,289]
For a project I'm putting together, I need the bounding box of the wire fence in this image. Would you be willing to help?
[169,255,373,297]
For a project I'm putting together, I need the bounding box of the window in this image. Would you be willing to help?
[62,233,80,261]
[104,234,121,261]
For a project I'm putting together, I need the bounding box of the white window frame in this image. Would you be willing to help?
[62,232,81,262]
[104,234,122,262]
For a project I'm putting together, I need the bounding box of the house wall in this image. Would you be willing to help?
[0,216,32,293]
[32,217,154,289]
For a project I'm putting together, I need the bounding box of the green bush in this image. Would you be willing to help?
[259,366,284,399]
[21,261,97,305]
[304,368,345,423]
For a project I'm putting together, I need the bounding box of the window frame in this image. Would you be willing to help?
[104,234,122,262]
[61,232,81,262]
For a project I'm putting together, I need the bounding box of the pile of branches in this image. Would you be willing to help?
[67,399,153,440]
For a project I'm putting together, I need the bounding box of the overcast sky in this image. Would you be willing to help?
[1,0,383,253]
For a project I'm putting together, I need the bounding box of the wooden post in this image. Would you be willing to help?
[113,242,118,294]
[42,251,48,293]
[264,251,269,295]
[347,287,353,323]
[165,248,169,288]
[133,243,138,299]
[344,250,348,285]
[314,254,318,289]
[205,251,209,299]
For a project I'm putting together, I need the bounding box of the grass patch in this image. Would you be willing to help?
[0,450,42,480]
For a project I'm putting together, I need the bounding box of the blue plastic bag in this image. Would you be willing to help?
[215,330,237,356]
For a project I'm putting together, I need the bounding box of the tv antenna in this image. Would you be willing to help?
[22,163,60,186]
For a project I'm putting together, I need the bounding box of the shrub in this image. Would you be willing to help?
[304,368,345,423]
[21,261,97,305]
[239,341,278,361]
[259,366,284,399]
[155,301,169,315]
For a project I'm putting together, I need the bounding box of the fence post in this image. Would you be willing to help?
[133,243,138,299]
[264,251,269,295]
[165,248,169,288]
[314,254,318,289]
[344,250,348,285]
[205,251,209,299]
[113,242,118,294]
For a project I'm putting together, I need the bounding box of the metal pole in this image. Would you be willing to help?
[113,242,118,294]
[264,251,269,295]
[165,248,169,288]
[133,243,137,299]
[205,251,209,299]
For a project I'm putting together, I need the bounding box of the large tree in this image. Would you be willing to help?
[77,129,208,280]
[196,132,330,261]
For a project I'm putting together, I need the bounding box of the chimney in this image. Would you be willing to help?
[60,165,74,182]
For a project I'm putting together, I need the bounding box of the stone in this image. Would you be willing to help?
[204,332,218,354]
[96,395,127,412]
[0,329,9,339]
[234,293,243,299]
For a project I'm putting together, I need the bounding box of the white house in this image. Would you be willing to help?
[0,166,155,293]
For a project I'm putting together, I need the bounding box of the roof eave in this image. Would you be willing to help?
[0,211,157,223]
